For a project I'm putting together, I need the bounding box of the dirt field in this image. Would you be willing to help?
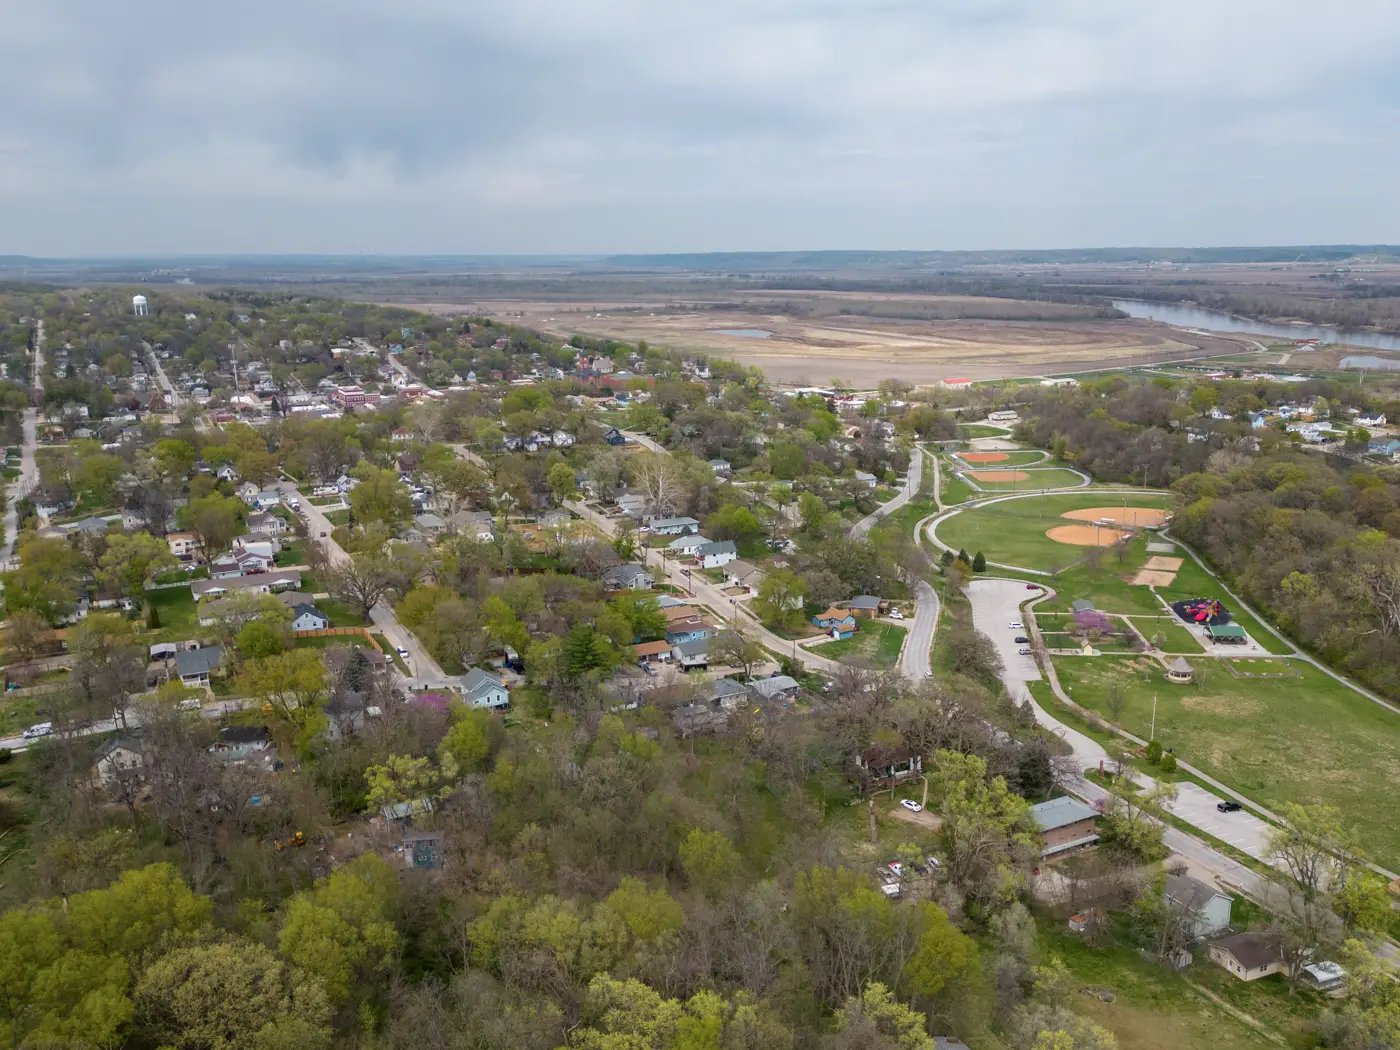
[1129,569,1179,587]
[958,451,1009,463]
[1061,507,1169,528]
[969,469,1030,482]
[399,294,1249,386]
[1144,556,1184,571]
[1046,524,1131,546]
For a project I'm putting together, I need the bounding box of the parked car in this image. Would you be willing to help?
[1014,635,1029,644]
[1216,801,1243,813]
[889,609,905,620]
[899,799,923,813]
[1017,647,1033,656]
[22,722,53,741]
[1025,584,1040,590]
[178,698,202,711]
[1007,621,1023,629]
[395,646,410,659]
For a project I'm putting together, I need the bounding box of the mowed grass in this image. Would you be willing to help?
[963,466,1085,491]
[1053,654,1400,867]
[815,621,906,668]
[147,587,199,639]
[1125,616,1205,653]
[933,491,1170,572]
[957,423,1008,438]
[953,449,1047,467]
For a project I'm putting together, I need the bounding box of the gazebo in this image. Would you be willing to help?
[1165,658,1195,684]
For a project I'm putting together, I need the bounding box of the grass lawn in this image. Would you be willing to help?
[957,424,1008,438]
[938,466,976,506]
[314,599,365,627]
[815,621,906,668]
[952,448,1047,467]
[292,633,375,652]
[933,491,1171,573]
[964,466,1086,491]
[1125,616,1205,653]
[324,509,350,527]
[0,694,43,737]
[275,542,306,566]
[147,587,199,639]
[1053,654,1400,867]
[1041,920,1314,1050]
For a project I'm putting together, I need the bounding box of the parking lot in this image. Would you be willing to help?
[1165,782,1274,862]
[966,578,1043,696]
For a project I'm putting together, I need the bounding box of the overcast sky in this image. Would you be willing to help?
[4,0,1399,255]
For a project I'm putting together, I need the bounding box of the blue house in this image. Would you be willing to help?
[813,607,858,639]
[1368,438,1400,457]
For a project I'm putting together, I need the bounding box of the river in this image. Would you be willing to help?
[1111,299,1400,353]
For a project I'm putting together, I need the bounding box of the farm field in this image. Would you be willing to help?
[1052,655,1400,867]
[932,491,1172,572]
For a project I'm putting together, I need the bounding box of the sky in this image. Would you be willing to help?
[4,0,1400,255]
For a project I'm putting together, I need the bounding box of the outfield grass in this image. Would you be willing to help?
[964,466,1086,492]
[815,621,906,668]
[938,463,976,506]
[933,491,1171,573]
[1053,654,1400,867]
[956,423,1008,438]
[952,449,1047,467]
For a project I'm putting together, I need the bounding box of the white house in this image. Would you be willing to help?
[647,516,700,536]
[853,470,878,489]
[1164,873,1233,940]
[461,667,510,710]
[94,736,145,788]
[697,540,738,569]
[234,534,280,559]
[290,604,331,631]
[167,531,199,559]
[247,511,288,536]
[668,533,711,557]
[725,560,765,596]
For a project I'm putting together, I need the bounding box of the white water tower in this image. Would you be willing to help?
[132,294,149,317]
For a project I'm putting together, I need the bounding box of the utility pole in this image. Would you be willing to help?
[1150,693,1158,742]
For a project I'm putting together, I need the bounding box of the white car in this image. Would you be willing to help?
[395,646,410,659]
[1007,621,1023,630]
[22,722,53,740]
[888,609,905,620]
[899,799,923,813]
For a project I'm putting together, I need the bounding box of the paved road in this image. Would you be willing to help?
[851,446,923,540]
[277,481,462,692]
[619,429,666,453]
[146,346,182,409]
[564,499,845,676]
[1,321,42,576]
[0,695,248,753]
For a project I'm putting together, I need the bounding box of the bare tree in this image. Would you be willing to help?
[327,557,405,621]
[633,453,683,518]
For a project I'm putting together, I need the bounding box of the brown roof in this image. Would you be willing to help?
[816,606,852,622]
[1213,932,1282,970]
[662,604,701,622]
[860,745,914,767]
[632,640,672,657]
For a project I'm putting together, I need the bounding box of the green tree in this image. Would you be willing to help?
[183,493,247,562]
[363,753,459,812]
[326,556,402,621]
[901,902,978,1006]
[97,532,178,610]
[705,505,764,544]
[152,438,197,479]
[235,649,330,733]
[600,878,684,944]
[135,939,333,1050]
[754,567,806,629]
[930,750,1038,913]
[547,462,578,503]
[277,855,401,1005]
[1,535,86,623]
[562,623,620,676]
[64,863,214,961]
[236,620,287,659]
[679,828,743,897]
[609,591,666,642]
[832,982,932,1050]
[438,708,495,772]
[348,466,412,527]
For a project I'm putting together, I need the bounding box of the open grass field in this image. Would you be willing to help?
[1125,616,1205,653]
[957,424,1008,438]
[1044,921,1316,1050]
[953,449,1048,467]
[1156,556,1294,656]
[933,491,1171,572]
[148,587,199,639]
[1053,654,1400,867]
[964,466,1085,491]
[813,621,906,667]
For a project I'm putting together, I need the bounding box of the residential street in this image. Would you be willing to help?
[2,322,41,575]
[277,481,462,692]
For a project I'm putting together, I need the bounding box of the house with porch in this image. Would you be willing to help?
[813,607,858,639]
[461,668,510,710]
[853,746,923,790]
[1209,932,1285,982]
[175,645,225,688]
[667,533,711,557]
[671,637,710,671]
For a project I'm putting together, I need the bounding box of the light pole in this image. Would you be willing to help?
[1150,693,1159,742]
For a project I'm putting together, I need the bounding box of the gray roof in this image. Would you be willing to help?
[461,667,506,699]
[95,735,144,761]
[1030,796,1098,832]
[1213,932,1283,970]
[669,532,710,548]
[672,638,710,658]
[650,516,699,530]
[291,604,326,621]
[696,540,737,557]
[192,570,302,598]
[603,563,650,584]
[1071,599,1096,613]
[747,675,799,699]
[1169,657,1194,674]
[847,595,882,609]
[174,645,224,677]
[709,678,748,701]
[1166,872,1229,913]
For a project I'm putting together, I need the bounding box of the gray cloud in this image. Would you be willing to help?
[2,0,1398,253]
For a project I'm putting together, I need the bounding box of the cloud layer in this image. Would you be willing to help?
[4,0,1399,254]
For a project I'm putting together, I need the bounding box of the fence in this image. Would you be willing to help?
[293,627,383,651]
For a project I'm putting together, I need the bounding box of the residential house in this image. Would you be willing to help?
[615,493,648,518]
[167,531,199,559]
[665,616,715,646]
[551,430,576,448]
[1029,796,1100,857]
[602,563,652,591]
[631,640,673,666]
[237,481,262,505]
[208,725,273,765]
[1300,962,1347,994]
[746,675,800,703]
[708,677,749,709]
[1368,438,1400,458]
[672,702,728,735]
[246,511,288,536]
[175,645,225,688]
[461,668,510,710]
[853,746,923,790]
[450,510,496,542]
[191,569,302,602]
[1208,932,1285,982]
[707,458,732,477]
[254,489,282,510]
[648,516,700,536]
[668,533,710,557]
[671,637,710,671]
[413,512,447,535]
[934,1040,971,1050]
[290,604,331,631]
[844,595,883,619]
[812,607,858,639]
[1164,872,1233,939]
[323,645,391,683]
[603,427,627,446]
[853,470,878,489]
[724,560,765,596]
[210,550,274,578]
[1357,413,1386,428]
[94,736,146,788]
[696,539,738,569]
[234,533,280,559]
